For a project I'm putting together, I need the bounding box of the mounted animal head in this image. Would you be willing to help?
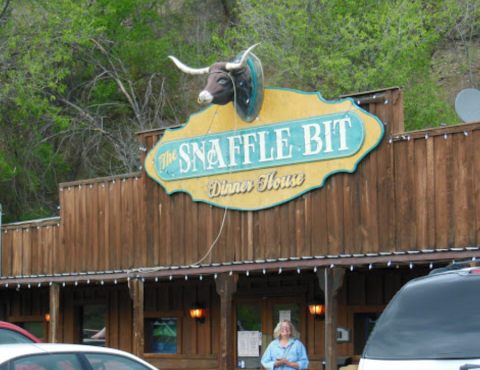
[168,44,264,123]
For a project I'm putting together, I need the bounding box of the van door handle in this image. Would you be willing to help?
[460,365,480,370]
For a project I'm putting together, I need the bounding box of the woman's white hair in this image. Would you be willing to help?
[273,320,300,339]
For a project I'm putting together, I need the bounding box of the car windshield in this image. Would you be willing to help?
[0,328,35,344]
[363,272,480,360]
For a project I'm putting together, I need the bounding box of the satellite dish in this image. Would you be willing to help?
[455,88,480,123]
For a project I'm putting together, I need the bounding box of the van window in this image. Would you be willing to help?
[363,272,480,360]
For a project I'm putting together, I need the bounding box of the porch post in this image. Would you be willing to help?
[215,273,238,370]
[49,283,60,343]
[317,268,345,370]
[130,277,145,358]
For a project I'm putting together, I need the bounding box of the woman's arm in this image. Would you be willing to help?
[293,341,309,370]
[261,343,276,370]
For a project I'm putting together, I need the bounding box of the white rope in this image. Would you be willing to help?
[189,71,238,267]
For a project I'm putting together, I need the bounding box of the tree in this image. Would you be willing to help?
[219,0,459,130]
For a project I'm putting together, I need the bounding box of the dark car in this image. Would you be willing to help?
[0,321,42,344]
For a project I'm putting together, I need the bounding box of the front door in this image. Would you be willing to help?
[235,297,304,370]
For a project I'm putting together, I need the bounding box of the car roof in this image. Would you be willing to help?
[0,343,147,363]
[0,321,42,343]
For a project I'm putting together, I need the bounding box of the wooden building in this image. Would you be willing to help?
[1,87,480,370]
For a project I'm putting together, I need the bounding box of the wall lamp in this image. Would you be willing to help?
[308,299,325,321]
[190,304,206,324]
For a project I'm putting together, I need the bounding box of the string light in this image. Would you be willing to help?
[297,268,301,274]
[330,264,335,268]
[278,267,282,274]
[169,275,173,280]
[155,277,158,282]
[185,275,188,280]
[246,271,249,276]
[263,269,266,274]
[429,263,433,269]
[199,275,203,280]
[369,264,373,270]
[350,265,354,271]
[214,273,217,279]
[409,262,413,269]
[387,261,392,267]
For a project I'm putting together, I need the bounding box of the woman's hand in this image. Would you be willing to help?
[273,358,300,369]
[274,358,287,367]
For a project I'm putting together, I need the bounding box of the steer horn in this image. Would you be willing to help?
[168,56,210,75]
[225,43,261,71]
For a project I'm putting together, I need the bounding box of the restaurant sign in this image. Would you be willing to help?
[145,88,383,210]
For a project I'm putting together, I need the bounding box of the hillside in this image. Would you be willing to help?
[432,39,480,111]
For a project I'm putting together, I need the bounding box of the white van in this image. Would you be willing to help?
[359,265,480,370]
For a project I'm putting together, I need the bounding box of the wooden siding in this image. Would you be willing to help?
[2,88,480,276]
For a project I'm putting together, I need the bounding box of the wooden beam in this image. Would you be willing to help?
[130,278,144,358]
[317,268,345,370]
[215,273,238,370]
[49,283,60,343]
[0,248,478,287]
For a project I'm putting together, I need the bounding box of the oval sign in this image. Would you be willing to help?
[145,88,384,211]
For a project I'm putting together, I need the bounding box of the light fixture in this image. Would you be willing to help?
[190,304,206,324]
[45,313,51,322]
[308,299,325,321]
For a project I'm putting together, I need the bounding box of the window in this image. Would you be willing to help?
[80,305,106,347]
[354,312,382,355]
[0,328,36,344]
[145,317,178,354]
[363,273,480,360]
[22,322,44,341]
[236,304,262,370]
[84,353,152,370]
[13,353,82,370]
[272,304,300,333]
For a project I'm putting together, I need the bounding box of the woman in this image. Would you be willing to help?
[261,320,309,370]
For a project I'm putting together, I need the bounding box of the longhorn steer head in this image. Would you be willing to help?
[168,44,261,110]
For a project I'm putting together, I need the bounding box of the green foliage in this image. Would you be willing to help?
[0,0,478,222]
[220,0,461,130]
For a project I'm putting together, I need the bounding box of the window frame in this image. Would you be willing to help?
[144,311,183,355]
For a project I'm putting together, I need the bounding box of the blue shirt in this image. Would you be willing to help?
[261,338,309,370]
